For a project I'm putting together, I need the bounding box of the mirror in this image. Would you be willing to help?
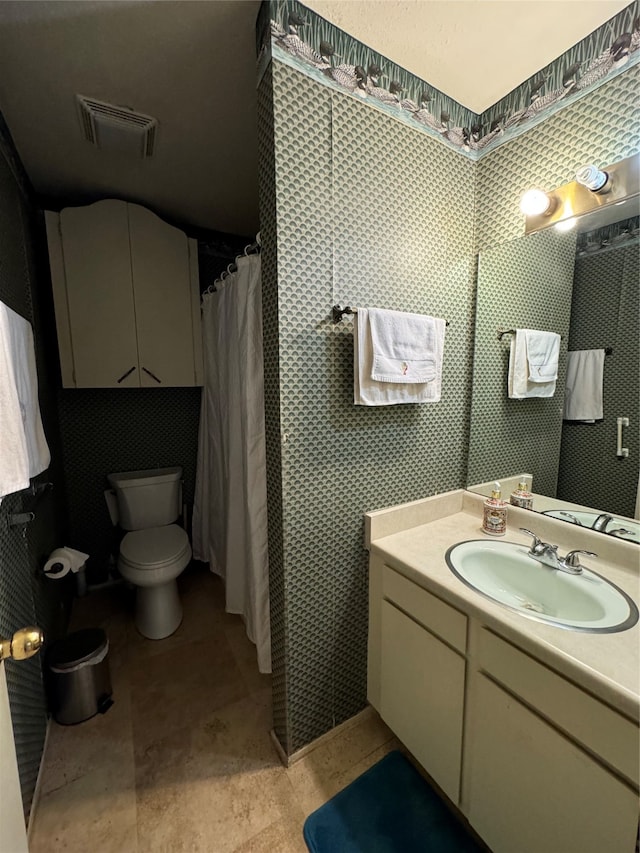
[467,194,639,543]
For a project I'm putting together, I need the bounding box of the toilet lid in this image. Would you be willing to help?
[120,524,190,569]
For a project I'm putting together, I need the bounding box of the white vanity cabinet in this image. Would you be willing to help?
[45,199,203,388]
[465,628,639,853]
[369,557,467,803]
[368,554,640,853]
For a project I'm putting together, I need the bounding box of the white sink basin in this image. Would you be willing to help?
[446,540,638,632]
[542,510,640,544]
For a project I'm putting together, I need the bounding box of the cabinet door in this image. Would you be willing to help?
[128,204,199,387]
[466,674,638,853]
[380,599,465,803]
[60,200,139,387]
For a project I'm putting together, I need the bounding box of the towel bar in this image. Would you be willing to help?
[498,328,564,341]
[497,330,612,355]
[333,305,450,326]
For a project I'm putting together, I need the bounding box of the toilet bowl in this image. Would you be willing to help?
[118,524,191,639]
[107,467,191,640]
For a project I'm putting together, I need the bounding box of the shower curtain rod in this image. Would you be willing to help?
[203,232,261,296]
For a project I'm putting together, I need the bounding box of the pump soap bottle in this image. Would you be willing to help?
[482,482,508,536]
[510,476,533,510]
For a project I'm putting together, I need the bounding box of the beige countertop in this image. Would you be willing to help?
[367,490,640,721]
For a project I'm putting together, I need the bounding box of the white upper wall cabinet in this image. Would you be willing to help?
[45,199,203,388]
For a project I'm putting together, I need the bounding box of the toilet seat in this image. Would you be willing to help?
[120,524,190,570]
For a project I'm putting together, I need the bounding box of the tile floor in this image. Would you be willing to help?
[29,565,398,852]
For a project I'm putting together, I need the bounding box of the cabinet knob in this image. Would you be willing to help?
[116,366,137,383]
[142,367,162,384]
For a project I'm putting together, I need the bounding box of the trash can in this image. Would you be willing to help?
[47,628,113,725]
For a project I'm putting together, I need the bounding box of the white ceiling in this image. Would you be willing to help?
[0,1,630,235]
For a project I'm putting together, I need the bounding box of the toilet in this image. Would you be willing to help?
[107,467,191,640]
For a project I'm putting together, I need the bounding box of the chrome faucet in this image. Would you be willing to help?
[593,513,613,532]
[557,511,583,525]
[520,528,560,568]
[519,528,597,575]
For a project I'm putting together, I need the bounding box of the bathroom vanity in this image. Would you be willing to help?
[366,490,640,853]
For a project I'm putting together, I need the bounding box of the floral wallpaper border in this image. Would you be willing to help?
[257,0,640,160]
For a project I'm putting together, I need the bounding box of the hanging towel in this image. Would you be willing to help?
[0,301,50,498]
[524,329,561,383]
[0,306,29,497]
[563,349,605,422]
[354,308,446,406]
[368,308,439,383]
[508,329,560,399]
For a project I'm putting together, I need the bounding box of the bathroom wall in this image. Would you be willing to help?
[256,61,289,737]
[0,113,68,816]
[259,14,640,754]
[259,59,476,753]
[55,231,248,581]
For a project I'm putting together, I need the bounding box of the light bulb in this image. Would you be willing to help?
[520,189,552,216]
[576,164,608,192]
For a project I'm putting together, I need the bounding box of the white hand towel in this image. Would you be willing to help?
[524,329,561,383]
[563,349,605,421]
[508,329,558,399]
[0,306,30,497]
[354,308,446,406]
[368,308,438,383]
[0,302,50,497]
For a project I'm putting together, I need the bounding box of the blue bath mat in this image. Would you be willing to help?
[303,750,482,853]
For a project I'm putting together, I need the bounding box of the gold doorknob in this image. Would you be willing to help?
[0,627,44,662]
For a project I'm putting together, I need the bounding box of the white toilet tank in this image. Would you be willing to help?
[107,467,182,531]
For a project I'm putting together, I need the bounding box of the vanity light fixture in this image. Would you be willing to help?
[555,217,576,232]
[523,153,639,234]
[519,188,553,216]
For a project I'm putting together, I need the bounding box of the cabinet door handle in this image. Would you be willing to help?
[116,366,137,383]
[142,367,162,384]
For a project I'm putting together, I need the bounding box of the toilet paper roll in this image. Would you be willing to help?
[44,547,89,580]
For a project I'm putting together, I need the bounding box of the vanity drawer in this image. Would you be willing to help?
[382,565,467,652]
[478,628,639,788]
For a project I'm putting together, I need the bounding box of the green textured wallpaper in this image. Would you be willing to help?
[0,117,68,816]
[264,60,475,752]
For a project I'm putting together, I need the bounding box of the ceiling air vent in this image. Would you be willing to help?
[76,95,157,158]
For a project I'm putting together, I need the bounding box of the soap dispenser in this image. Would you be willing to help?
[510,476,533,510]
[482,482,508,536]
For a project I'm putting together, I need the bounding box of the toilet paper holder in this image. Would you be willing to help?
[44,547,90,596]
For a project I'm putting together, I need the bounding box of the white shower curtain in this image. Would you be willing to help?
[193,253,271,673]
